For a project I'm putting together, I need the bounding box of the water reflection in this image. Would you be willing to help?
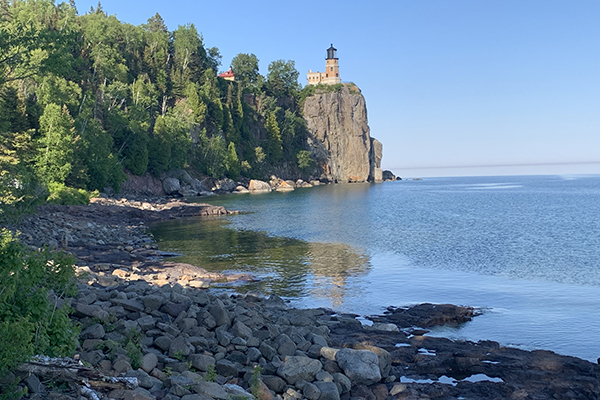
[150,215,371,304]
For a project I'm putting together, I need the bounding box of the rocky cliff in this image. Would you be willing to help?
[303,85,382,183]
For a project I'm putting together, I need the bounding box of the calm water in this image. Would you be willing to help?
[151,175,600,361]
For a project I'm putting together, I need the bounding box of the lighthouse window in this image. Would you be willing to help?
[330,67,333,71]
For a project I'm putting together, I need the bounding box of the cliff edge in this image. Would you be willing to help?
[303,85,382,183]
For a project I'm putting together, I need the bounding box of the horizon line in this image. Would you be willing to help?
[389,161,600,171]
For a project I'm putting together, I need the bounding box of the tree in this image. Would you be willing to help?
[35,104,74,184]
[231,53,259,89]
[266,60,300,97]
[224,141,240,180]
[265,111,282,163]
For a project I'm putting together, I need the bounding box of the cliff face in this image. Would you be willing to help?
[303,85,382,183]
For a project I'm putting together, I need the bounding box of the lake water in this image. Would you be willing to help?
[150,175,600,362]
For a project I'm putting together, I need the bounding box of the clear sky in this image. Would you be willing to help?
[74,0,600,178]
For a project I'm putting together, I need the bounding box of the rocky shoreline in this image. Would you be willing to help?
[8,198,600,400]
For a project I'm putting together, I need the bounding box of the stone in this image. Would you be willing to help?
[369,138,383,182]
[248,180,272,193]
[382,170,396,181]
[332,373,351,394]
[80,323,106,339]
[314,382,340,400]
[169,336,192,358]
[189,354,216,372]
[303,382,321,400]
[303,85,381,183]
[349,344,391,378]
[74,303,109,320]
[215,359,238,377]
[182,395,213,400]
[277,356,323,385]
[137,315,156,331]
[262,375,286,393]
[163,178,181,195]
[125,370,162,389]
[143,295,165,311]
[113,359,132,373]
[154,336,173,352]
[217,178,237,192]
[161,301,190,317]
[259,342,278,361]
[141,353,158,373]
[209,300,231,326]
[274,334,297,357]
[389,384,406,396]
[192,381,229,399]
[110,298,145,312]
[223,383,253,399]
[24,374,46,394]
[231,321,253,340]
[335,349,381,386]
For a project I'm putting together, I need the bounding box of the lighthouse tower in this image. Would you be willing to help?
[307,44,342,85]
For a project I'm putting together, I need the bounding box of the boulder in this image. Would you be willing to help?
[163,178,181,195]
[248,180,272,193]
[335,348,381,386]
[277,356,323,385]
[314,382,340,400]
[276,181,295,192]
[216,178,237,192]
[192,381,229,399]
[382,170,396,181]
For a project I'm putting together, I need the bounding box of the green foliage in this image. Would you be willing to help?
[224,142,240,180]
[266,60,300,97]
[250,364,263,398]
[231,53,260,89]
[123,328,142,369]
[46,182,97,205]
[265,111,282,163]
[205,364,217,382]
[0,230,78,378]
[297,150,314,172]
[35,103,74,184]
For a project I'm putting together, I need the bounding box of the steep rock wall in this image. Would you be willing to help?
[303,85,382,183]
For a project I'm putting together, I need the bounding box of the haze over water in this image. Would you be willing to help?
[151,174,600,362]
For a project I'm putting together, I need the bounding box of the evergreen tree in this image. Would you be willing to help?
[35,104,74,184]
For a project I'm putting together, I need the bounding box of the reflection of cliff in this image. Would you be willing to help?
[151,217,371,305]
[307,242,371,307]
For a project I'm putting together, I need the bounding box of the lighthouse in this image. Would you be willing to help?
[307,44,342,85]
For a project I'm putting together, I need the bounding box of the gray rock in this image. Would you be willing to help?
[161,301,190,318]
[169,336,192,358]
[223,383,253,399]
[80,350,105,366]
[137,315,156,331]
[262,375,286,393]
[349,344,391,378]
[314,382,340,400]
[24,374,46,394]
[125,370,162,389]
[335,348,381,386]
[143,295,165,311]
[216,359,238,377]
[216,329,234,346]
[259,342,278,361]
[154,336,173,352]
[231,321,253,340]
[303,85,377,183]
[188,354,215,372]
[277,356,323,385]
[192,381,229,399]
[209,300,231,326]
[247,347,262,363]
[141,353,158,373]
[275,334,297,357]
[163,178,181,195]
[320,347,339,361]
[182,395,214,400]
[112,359,132,374]
[332,373,351,394]
[302,382,321,400]
[80,323,105,340]
[110,298,145,312]
[171,384,193,396]
[217,178,237,192]
[248,180,272,192]
[74,303,109,320]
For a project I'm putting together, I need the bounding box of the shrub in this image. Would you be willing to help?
[46,182,98,205]
[0,230,78,378]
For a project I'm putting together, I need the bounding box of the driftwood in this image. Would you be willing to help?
[16,355,138,398]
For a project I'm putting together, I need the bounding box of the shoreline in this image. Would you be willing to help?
[9,197,600,399]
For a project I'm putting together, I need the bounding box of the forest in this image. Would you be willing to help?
[0,0,317,220]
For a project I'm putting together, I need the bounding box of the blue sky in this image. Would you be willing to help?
[75,0,600,177]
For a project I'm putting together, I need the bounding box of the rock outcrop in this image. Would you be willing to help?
[303,85,382,183]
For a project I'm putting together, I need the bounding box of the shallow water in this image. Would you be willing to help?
[151,175,600,361]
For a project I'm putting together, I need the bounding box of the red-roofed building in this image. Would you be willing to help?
[218,68,235,81]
